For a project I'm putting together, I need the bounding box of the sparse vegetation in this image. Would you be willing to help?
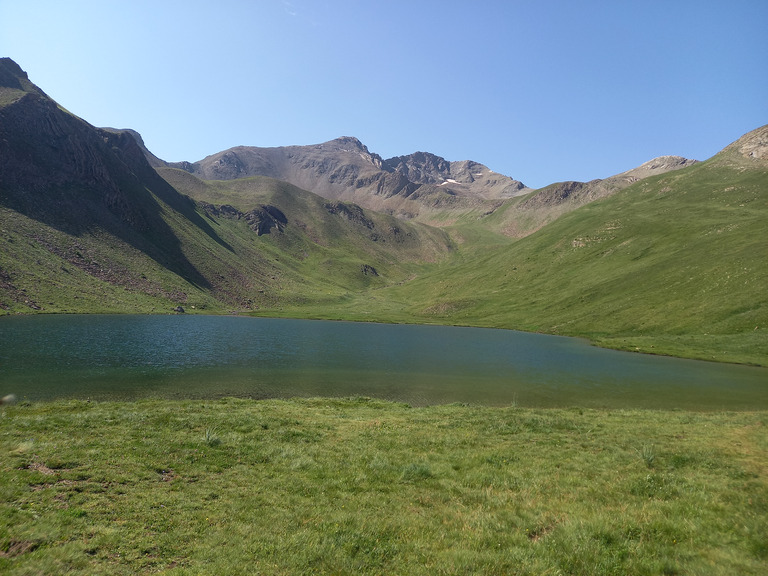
[1,397,766,575]
[638,444,656,469]
[203,427,221,447]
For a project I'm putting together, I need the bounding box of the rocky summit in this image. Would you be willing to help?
[169,136,530,219]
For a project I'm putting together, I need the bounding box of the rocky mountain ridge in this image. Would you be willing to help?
[0,55,706,241]
[160,135,704,227]
[166,136,530,219]
[722,124,768,162]
[519,155,699,210]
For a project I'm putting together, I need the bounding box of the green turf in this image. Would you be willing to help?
[1,397,766,575]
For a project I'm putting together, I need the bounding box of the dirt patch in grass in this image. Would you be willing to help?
[0,540,41,557]
[27,459,56,475]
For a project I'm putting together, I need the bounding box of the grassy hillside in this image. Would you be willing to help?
[156,168,454,307]
[0,205,218,314]
[2,398,766,575]
[0,167,453,314]
[260,148,767,366]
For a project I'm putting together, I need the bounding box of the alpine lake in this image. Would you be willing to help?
[0,314,765,410]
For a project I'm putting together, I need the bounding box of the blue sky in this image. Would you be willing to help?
[1,0,766,188]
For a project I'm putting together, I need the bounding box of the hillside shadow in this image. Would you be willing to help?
[0,95,227,289]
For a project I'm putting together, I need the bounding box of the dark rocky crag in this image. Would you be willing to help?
[200,202,288,236]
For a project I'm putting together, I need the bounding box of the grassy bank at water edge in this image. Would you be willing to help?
[1,397,766,575]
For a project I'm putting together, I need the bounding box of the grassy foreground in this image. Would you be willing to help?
[1,397,766,575]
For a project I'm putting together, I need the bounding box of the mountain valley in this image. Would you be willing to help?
[1,58,765,365]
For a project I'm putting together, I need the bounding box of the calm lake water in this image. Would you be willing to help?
[0,314,765,409]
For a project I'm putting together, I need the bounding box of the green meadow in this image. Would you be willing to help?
[1,397,766,575]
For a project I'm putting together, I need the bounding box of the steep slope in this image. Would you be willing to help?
[0,58,223,308]
[308,126,768,365]
[169,137,529,220]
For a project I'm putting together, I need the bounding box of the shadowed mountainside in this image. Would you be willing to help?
[0,59,452,314]
[0,57,222,289]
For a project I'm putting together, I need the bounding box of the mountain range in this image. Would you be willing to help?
[0,57,765,365]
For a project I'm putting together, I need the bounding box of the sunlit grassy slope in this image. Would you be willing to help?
[262,149,767,365]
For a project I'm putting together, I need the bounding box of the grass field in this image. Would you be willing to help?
[2,397,766,575]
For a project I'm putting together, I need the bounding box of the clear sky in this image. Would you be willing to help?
[1,0,766,188]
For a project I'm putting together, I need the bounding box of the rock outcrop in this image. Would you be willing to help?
[200,203,288,235]
[723,124,768,161]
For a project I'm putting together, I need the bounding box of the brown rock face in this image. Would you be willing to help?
[724,124,768,161]
[170,137,530,219]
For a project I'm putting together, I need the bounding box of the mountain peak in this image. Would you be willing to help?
[0,58,48,103]
[325,136,368,152]
[623,155,699,177]
[335,135,363,145]
[0,58,27,86]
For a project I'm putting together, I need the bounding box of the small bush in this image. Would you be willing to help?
[639,444,656,468]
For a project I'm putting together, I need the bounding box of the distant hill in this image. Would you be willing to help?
[489,155,699,237]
